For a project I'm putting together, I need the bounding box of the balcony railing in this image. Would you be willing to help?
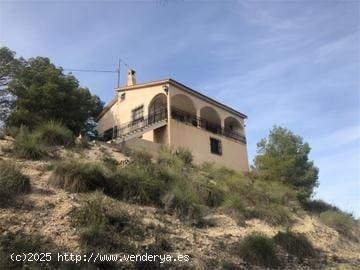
[117,107,168,138]
[171,107,246,144]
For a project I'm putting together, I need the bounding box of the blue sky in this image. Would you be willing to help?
[1,0,359,216]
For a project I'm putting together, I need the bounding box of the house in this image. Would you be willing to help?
[97,70,249,172]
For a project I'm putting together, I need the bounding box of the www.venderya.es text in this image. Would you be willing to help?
[10,252,190,264]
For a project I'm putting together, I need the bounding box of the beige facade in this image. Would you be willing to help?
[97,71,249,172]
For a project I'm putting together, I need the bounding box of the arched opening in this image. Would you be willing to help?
[224,116,243,133]
[171,94,197,126]
[148,93,167,123]
[199,106,221,134]
[224,116,245,141]
[148,93,167,115]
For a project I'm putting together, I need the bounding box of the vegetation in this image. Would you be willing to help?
[239,233,280,268]
[254,126,319,200]
[0,46,103,134]
[274,231,317,261]
[0,47,22,123]
[72,192,140,253]
[319,210,358,239]
[49,159,113,193]
[0,231,76,269]
[0,160,30,203]
[301,199,340,214]
[13,125,46,160]
[33,120,74,146]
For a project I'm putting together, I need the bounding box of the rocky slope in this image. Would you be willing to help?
[0,136,359,269]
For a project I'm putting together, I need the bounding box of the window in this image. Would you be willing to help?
[132,105,144,122]
[210,137,222,155]
[120,93,126,101]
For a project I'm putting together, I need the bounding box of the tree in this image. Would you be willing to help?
[0,47,23,123]
[254,126,319,199]
[5,55,103,134]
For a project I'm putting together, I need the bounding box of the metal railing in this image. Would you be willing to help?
[171,107,246,144]
[117,107,168,138]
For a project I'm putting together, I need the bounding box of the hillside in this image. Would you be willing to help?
[0,134,359,270]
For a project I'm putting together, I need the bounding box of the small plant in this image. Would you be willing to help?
[49,159,113,193]
[14,125,46,160]
[247,204,292,226]
[5,126,19,138]
[72,192,139,253]
[162,182,204,221]
[113,166,163,204]
[0,160,31,203]
[101,154,119,168]
[239,233,280,268]
[73,193,107,247]
[301,199,340,214]
[274,231,317,261]
[34,120,74,146]
[175,147,193,165]
[319,210,357,239]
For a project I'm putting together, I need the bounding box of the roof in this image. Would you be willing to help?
[97,78,247,121]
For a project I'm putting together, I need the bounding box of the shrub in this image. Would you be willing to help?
[14,125,46,160]
[175,147,193,165]
[274,231,317,261]
[49,159,113,193]
[239,233,279,268]
[101,155,119,168]
[73,193,107,247]
[113,165,164,205]
[0,161,30,202]
[245,203,292,226]
[302,199,340,214]
[4,126,19,138]
[129,149,153,166]
[34,120,74,146]
[319,210,357,239]
[162,182,204,221]
[72,192,139,253]
[221,195,247,225]
[157,147,184,170]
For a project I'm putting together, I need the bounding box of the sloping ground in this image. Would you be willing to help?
[0,137,359,269]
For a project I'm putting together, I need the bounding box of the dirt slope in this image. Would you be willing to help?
[0,137,359,269]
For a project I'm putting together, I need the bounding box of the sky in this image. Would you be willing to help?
[1,0,359,216]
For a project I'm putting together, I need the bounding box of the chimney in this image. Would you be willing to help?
[126,69,136,86]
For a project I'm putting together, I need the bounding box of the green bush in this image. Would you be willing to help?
[245,203,292,226]
[175,147,193,165]
[162,182,204,221]
[129,149,153,166]
[239,233,280,268]
[302,199,340,214]
[34,120,74,146]
[101,155,119,168]
[4,126,19,138]
[319,210,357,239]
[14,125,46,160]
[0,161,30,202]
[72,192,139,253]
[73,193,107,247]
[49,159,113,193]
[274,231,317,261]
[113,165,164,205]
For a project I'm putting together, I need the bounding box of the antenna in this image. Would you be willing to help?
[117,58,121,88]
